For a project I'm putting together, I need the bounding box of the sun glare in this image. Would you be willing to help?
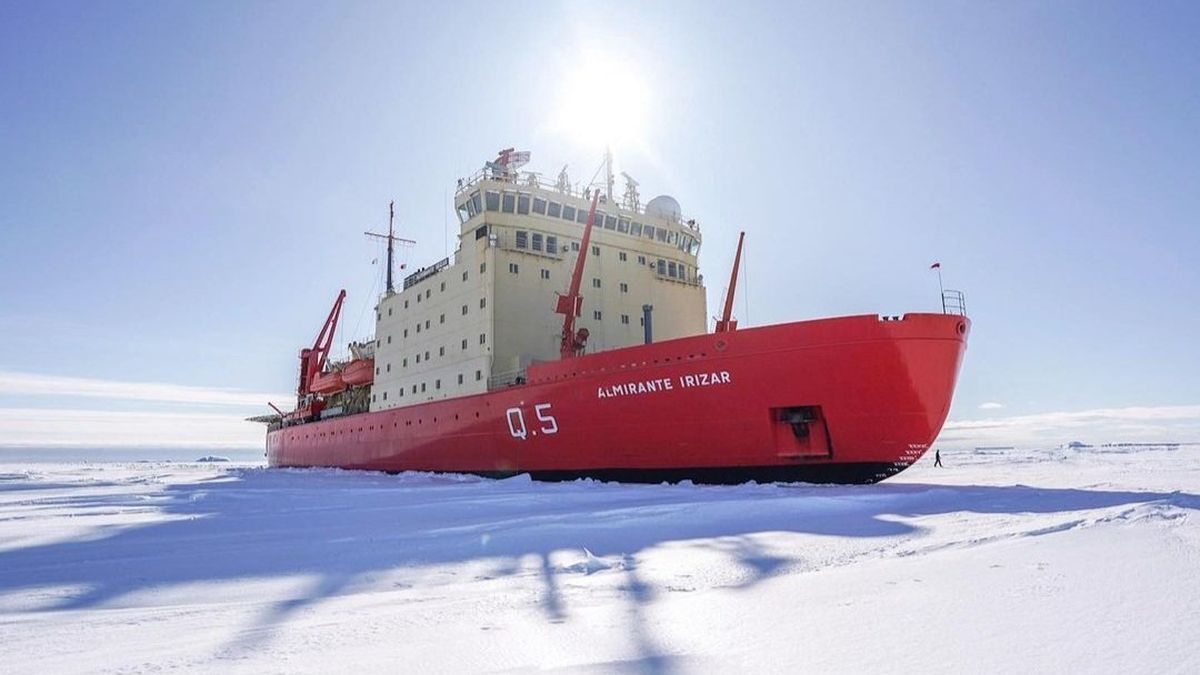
[552,52,650,146]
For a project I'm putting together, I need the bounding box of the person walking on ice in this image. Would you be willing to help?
[933,448,943,467]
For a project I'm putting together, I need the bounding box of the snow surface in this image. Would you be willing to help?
[1,447,1197,674]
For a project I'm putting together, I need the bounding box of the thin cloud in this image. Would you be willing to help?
[978,402,1005,410]
[0,408,264,448]
[0,371,290,408]
[940,404,1200,448]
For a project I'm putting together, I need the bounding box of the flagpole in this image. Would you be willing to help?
[932,263,945,313]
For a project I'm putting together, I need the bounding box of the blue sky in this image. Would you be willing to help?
[1,1,1198,448]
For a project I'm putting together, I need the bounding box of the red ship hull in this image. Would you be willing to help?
[267,313,969,484]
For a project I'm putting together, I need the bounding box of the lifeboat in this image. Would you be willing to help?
[342,358,375,387]
[310,370,347,395]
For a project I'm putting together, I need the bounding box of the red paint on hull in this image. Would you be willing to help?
[267,313,969,484]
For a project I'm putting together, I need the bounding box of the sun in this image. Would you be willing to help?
[551,51,650,147]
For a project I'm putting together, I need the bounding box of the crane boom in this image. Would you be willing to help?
[297,289,347,396]
[556,193,601,358]
[715,232,745,333]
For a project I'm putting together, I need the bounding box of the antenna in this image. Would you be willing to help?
[621,171,640,211]
[364,201,416,296]
[604,147,614,201]
[556,165,571,194]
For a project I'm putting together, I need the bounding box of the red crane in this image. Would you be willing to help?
[556,193,601,358]
[714,231,745,332]
[297,289,347,397]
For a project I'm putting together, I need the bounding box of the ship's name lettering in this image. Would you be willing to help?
[597,371,732,399]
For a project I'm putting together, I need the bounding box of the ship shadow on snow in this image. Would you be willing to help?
[1,467,1197,669]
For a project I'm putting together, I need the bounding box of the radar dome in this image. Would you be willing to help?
[645,195,682,222]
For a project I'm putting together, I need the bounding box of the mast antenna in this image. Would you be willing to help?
[364,201,415,296]
[605,147,614,201]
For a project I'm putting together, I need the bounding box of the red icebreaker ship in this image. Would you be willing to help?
[258,150,969,484]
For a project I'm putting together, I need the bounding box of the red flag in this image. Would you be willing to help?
[930,262,941,270]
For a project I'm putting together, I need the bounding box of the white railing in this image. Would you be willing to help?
[455,168,701,233]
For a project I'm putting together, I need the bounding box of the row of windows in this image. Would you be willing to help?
[514,230,559,255]
[383,263,489,321]
[377,334,488,375]
[506,257,691,286]
[373,370,485,403]
[460,189,701,256]
[590,310,644,326]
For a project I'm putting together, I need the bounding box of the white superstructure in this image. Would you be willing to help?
[368,151,708,411]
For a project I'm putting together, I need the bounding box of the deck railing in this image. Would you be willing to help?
[942,290,967,316]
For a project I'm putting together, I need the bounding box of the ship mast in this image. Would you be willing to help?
[556,192,601,358]
[604,147,614,201]
[715,232,745,332]
[364,201,416,296]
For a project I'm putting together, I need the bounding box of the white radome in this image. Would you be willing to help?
[645,195,682,222]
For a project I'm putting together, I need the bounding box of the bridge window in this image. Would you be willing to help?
[547,236,558,254]
[471,191,481,215]
[501,192,516,213]
[577,209,588,224]
[515,230,528,249]
[631,222,643,236]
[548,201,562,218]
[618,218,630,233]
[644,225,656,240]
[517,194,530,215]
[533,197,547,214]
[604,215,617,230]
[657,228,667,242]
[562,205,576,221]
[532,232,543,251]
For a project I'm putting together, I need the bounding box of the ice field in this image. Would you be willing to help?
[1,446,1197,674]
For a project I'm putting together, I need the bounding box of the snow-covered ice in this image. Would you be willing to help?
[1,447,1197,674]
